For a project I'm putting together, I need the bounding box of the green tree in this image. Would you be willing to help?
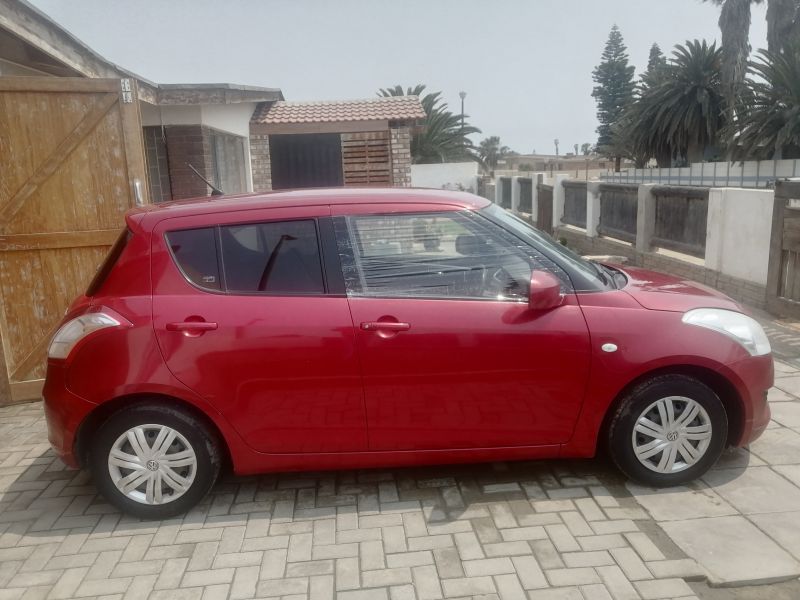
[581,143,593,155]
[647,43,667,72]
[477,136,511,170]
[619,40,725,166]
[377,85,481,164]
[591,25,636,170]
[734,45,800,158]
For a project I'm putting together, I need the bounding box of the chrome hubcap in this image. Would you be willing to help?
[632,396,712,474]
[108,424,197,505]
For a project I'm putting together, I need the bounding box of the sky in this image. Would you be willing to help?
[28,0,768,155]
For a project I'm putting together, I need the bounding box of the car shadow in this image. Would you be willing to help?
[5,447,638,532]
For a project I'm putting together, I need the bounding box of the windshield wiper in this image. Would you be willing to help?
[588,260,610,286]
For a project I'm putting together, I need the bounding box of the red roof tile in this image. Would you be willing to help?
[251,96,426,124]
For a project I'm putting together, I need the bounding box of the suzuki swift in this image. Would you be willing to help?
[43,188,773,518]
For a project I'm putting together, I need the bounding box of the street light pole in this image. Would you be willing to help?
[459,91,466,132]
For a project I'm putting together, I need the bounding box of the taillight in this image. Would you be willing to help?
[48,310,131,360]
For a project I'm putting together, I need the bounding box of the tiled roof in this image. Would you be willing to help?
[251,96,426,124]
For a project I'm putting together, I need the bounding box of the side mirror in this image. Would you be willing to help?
[529,270,564,311]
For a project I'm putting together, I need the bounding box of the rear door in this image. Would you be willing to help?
[333,205,592,451]
[151,206,367,453]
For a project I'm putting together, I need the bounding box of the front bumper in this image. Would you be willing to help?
[729,353,773,447]
[42,362,97,468]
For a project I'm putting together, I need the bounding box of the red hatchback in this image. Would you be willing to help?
[43,188,773,518]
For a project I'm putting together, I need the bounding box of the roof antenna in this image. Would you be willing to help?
[187,163,224,196]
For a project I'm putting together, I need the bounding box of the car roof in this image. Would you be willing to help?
[128,187,490,226]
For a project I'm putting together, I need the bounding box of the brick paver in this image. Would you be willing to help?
[0,405,705,600]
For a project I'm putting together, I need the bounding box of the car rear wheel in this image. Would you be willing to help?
[90,404,221,519]
[608,374,728,487]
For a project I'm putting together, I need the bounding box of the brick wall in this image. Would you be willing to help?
[390,126,412,187]
[555,226,768,309]
[164,125,215,200]
[249,134,272,192]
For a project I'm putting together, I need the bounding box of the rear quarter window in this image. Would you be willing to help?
[166,227,221,290]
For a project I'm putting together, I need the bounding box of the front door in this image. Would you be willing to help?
[333,207,591,451]
[151,207,367,453]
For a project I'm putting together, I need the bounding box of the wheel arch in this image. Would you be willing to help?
[74,393,232,470]
[598,364,744,451]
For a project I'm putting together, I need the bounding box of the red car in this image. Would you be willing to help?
[43,188,773,518]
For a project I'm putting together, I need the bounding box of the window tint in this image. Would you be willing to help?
[219,220,324,294]
[337,211,568,301]
[167,227,221,290]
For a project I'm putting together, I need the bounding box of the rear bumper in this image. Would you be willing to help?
[42,362,96,468]
[729,354,773,447]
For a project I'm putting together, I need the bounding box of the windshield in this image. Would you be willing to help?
[480,204,611,292]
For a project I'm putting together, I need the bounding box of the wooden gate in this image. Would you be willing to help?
[767,181,800,318]
[536,183,554,235]
[0,77,148,403]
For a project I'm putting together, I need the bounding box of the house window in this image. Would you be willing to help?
[209,130,247,194]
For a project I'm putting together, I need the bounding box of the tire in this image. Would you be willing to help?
[90,403,221,519]
[608,374,728,487]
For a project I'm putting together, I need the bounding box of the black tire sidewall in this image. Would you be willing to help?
[609,375,728,487]
[90,404,220,519]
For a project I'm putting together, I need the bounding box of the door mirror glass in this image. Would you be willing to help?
[529,270,563,310]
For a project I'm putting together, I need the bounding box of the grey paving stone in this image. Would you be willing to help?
[771,402,800,427]
[660,515,800,585]
[625,483,736,521]
[750,511,800,562]
[701,466,800,514]
[751,426,800,464]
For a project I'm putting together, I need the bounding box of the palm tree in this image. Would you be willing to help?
[704,0,762,121]
[734,45,800,158]
[766,0,800,54]
[478,136,511,170]
[377,85,481,164]
[620,40,725,164]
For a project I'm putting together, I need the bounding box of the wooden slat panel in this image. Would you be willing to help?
[0,77,148,403]
[341,131,391,186]
[0,229,120,251]
[0,93,118,232]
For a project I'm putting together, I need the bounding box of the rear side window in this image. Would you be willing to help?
[219,220,324,294]
[165,220,325,294]
[87,228,130,296]
[166,227,221,290]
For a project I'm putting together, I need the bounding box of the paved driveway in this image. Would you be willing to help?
[2,318,800,600]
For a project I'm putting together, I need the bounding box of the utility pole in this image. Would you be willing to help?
[459,91,466,132]
[554,138,559,157]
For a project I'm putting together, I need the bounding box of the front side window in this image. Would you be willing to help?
[166,219,324,294]
[335,211,569,301]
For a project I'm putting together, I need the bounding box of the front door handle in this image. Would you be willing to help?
[360,321,411,332]
[166,321,218,332]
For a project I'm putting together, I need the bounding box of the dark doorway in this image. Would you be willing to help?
[269,133,343,190]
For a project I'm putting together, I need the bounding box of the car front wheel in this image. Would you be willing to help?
[90,404,221,519]
[608,374,728,487]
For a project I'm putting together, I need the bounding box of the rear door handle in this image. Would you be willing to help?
[360,321,411,331]
[166,321,218,331]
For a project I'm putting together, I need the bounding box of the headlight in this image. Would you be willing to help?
[48,312,126,360]
[682,308,771,356]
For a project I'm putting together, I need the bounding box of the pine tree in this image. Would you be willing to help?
[591,25,636,170]
[647,43,667,73]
